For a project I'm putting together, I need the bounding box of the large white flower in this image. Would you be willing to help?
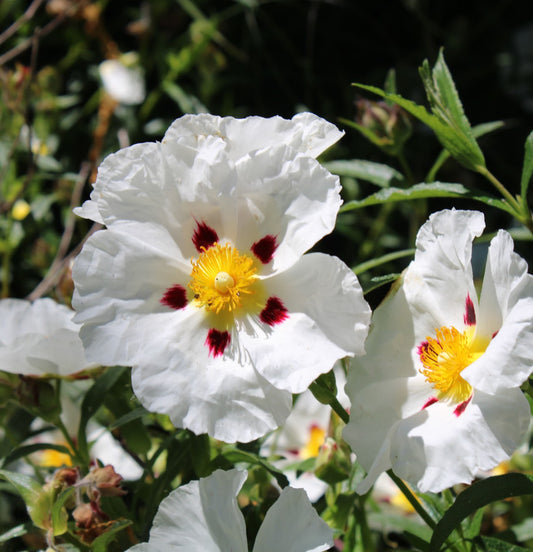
[344,209,533,494]
[0,298,93,377]
[72,113,370,443]
[127,468,333,552]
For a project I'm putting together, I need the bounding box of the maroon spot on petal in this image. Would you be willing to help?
[160,284,188,310]
[492,330,499,339]
[260,296,289,326]
[205,329,231,357]
[454,395,472,417]
[421,396,439,410]
[463,294,476,326]
[192,220,219,252]
[251,235,278,264]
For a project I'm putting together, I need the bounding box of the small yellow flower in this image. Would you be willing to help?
[12,199,31,221]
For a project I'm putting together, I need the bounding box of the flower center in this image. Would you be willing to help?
[300,425,326,460]
[189,243,258,315]
[419,326,484,404]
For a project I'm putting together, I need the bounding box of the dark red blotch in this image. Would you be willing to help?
[454,395,472,417]
[421,396,438,410]
[251,235,277,264]
[192,221,219,252]
[205,329,231,357]
[463,294,476,326]
[160,284,188,310]
[260,296,289,326]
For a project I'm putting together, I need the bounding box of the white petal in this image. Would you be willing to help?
[130,469,247,552]
[249,253,370,393]
[163,113,343,159]
[0,298,92,376]
[390,387,529,493]
[232,149,342,273]
[406,209,484,330]
[253,487,333,552]
[464,230,533,392]
[130,308,292,443]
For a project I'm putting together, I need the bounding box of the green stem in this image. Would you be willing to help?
[475,165,522,213]
[56,417,85,470]
[397,151,416,186]
[330,396,349,424]
[386,470,436,529]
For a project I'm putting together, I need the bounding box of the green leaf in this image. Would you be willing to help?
[476,536,531,551]
[108,406,148,431]
[0,522,33,543]
[430,474,533,551]
[91,519,132,552]
[340,182,515,215]
[0,469,52,530]
[340,117,393,149]
[220,447,289,489]
[353,249,414,275]
[1,443,72,468]
[520,130,533,201]
[51,487,74,536]
[323,159,405,188]
[78,366,128,463]
[362,274,401,295]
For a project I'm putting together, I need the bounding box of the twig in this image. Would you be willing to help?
[0,0,44,48]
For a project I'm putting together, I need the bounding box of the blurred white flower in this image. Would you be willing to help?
[344,209,533,494]
[127,469,333,552]
[72,113,370,443]
[99,55,145,105]
[0,298,93,377]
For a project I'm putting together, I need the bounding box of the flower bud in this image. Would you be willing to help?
[355,98,412,156]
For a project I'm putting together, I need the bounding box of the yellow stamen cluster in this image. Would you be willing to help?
[419,326,483,404]
[189,242,258,315]
[300,425,326,460]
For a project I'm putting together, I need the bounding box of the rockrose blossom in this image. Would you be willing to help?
[344,209,533,494]
[0,298,93,377]
[72,113,370,442]
[127,469,333,552]
[99,55,145,105]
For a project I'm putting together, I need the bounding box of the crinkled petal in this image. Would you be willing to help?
[130,308,292,443]
[163,112,343,159]
[0,298,92,376]
[249,253,370,393]
[406,209,484,331]
[464,230,533,392]
[253,487,333,552]
[128,469,247,552]
[389,387,529,493]
[232,150,341,273]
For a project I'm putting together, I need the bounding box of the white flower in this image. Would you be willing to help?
[344,209,533,494]
[99,57,145,105]
[72,113,371,443]
[0,298,93,377]
[127,469,333,552]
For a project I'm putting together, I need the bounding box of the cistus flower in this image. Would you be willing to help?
[72,113,370,443]
[126,469,333,552]
[343,209,533,494]
[0,298,93,377]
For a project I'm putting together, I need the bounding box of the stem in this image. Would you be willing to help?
[330,396,349,424]
[56,417,85,470]
[475,165,522,213]
[397,151,416,185]
[386,470,436,529]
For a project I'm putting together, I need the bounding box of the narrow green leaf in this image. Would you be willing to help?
[353,83,484,171]
[362,274,400,295]
[477,536,531,551]
[1,443,72,468]
[323,159,405,188]
[0,469,52,530]
[220,447,289,489]
[340,182,514,215]
[0,522,33,543]
[78,366,128,461]
[430,474,533,551]
[108,406,148,431]
[520,130,533,201]
[51,487,74,536]
[91,519,132,552]
[353,249,414,275]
